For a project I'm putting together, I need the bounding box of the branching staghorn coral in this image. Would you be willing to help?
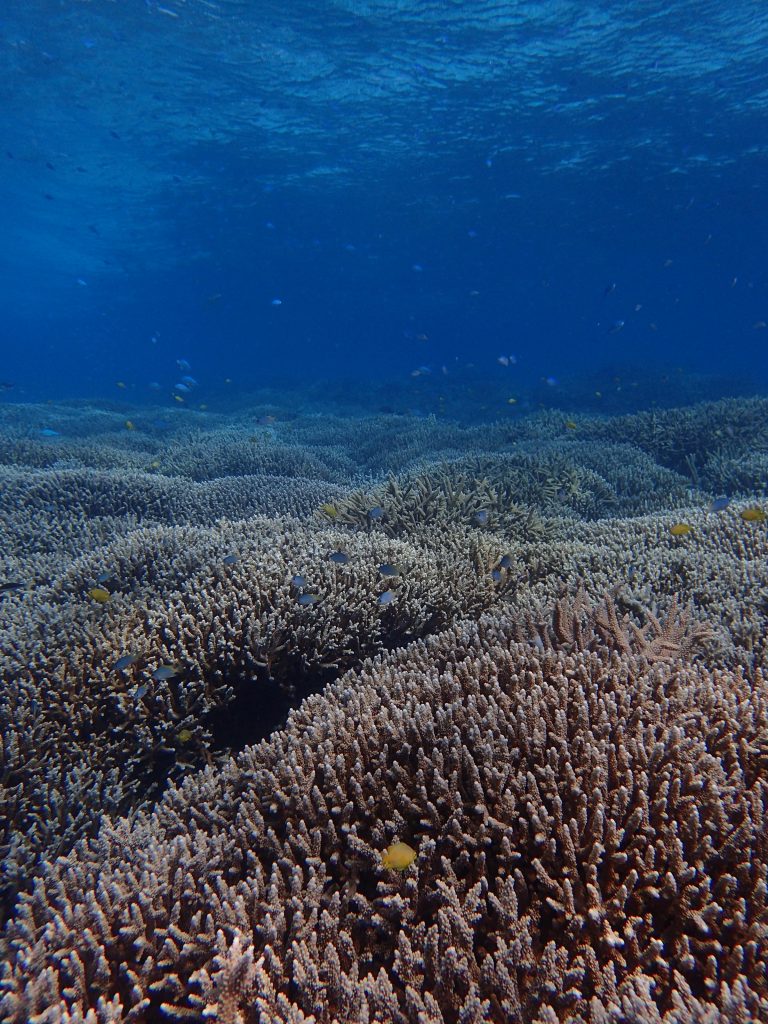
[1,603,764,1023]
[0,514,515,921]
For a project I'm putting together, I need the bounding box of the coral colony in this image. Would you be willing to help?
[1,396,767,1022]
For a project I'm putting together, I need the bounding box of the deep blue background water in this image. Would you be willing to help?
[2,0,767,407]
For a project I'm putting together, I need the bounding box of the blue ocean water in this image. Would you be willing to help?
[2,0,767,409]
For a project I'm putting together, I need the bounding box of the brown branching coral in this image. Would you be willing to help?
[2,610,765,1023]
[324,456,555,540]
[0,513,516,920]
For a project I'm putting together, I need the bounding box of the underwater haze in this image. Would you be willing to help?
[2,0,768,405]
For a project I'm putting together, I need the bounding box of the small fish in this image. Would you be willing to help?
[609,320,625,334]
[291,574,306,589]
[328,551,349,565]
[135,684,149,699]
[174,383,191,393]
[320,503,338,518]
[180,375,198,387]
[707,496,730,513]
[378,590,394,605]
[173,395,185,404]
[125,420,135,431]
[298,593,320,606]
[669,523,694,536]
[271,298,282,306]
[565,420,578,430]
[491,569,502,582]
[177,729,193,744]
[378,563,400,577]
[258,415,276,425]
[544,376,558,387]
[381,841,417,871]
[473,510,489,527]
[39,428,60,437]
[176,358,191,371]
[115,381,127,389]
[114,655,138,671]
[87,587,111,603]
[152,664,180,680]
[499,554,513,569]
[367,506,385,521]
[222,554,238,565]
[0,582,24,594]
[740,507,767,523]
[96,572,113,584]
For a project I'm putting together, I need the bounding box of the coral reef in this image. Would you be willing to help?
[1,393,767,1022]
[1,599,765,1022]
[0,515,513,916]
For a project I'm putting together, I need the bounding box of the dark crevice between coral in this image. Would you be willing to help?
[205,664,343,755]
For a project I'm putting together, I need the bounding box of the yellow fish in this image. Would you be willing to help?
[320,503,338,519]
[740,507,767,523]
[565,420,578,430]
[669,523,693,536]
[381,841,417,871]
[87,587,111,603]
[177,729,193,744]
[124,420,135,431]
